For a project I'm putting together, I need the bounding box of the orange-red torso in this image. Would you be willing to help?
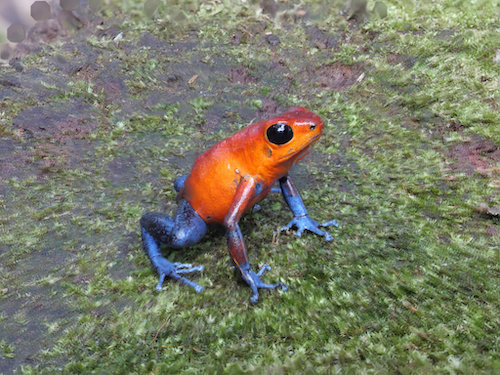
[181,108,323,223]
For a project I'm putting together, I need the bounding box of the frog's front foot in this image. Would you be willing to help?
[282,216,338,242]
[154,257,204,293]
[239,263,287,304]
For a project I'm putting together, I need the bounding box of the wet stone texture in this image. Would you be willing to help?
[0,138,36,180]
[8,98,97,174]
[13,99,96,141]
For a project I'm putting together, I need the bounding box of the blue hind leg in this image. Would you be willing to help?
[140,199,207,292]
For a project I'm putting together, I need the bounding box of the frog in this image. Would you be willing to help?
[140,106,337,303]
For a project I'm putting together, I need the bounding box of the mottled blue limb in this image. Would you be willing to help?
[279,176,338,241]
[174,174,188,192]
[142,228,205,293]
[140,199,207,293]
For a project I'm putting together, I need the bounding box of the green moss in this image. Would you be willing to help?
[0,340,15,359]
[0,0,498,374]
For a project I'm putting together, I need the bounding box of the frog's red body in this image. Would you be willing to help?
[183,108,323,223]
[140,107,337,303]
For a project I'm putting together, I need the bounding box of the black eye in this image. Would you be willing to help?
[266,123,293,145]
[310,124,316,130]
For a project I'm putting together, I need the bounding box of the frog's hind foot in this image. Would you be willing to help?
[140,201,207,294]
[155,261,205,293]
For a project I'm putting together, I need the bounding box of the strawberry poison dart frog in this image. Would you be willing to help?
[140,107,337,303]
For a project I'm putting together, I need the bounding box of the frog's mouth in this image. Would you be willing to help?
[311,134,320,143]
[277,135,320,162]
[295,145,311,162]
[295,134,320,161]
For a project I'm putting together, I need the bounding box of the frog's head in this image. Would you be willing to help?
[263,107,323,163]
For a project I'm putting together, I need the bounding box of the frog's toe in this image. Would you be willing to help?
[306,224,333,241]
[154,259,204,292]
[283,215,337,242]
[281,220,294,232]
[240,264,288,303]
[250,292,260,304]
[193,284,204,293]
[257,264,271,277]
[156,273,167,291]
[174,263,204,274]
[252,204,262,212]
[320,219,339,228]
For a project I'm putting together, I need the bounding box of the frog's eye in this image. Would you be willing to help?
[266,123,293,145]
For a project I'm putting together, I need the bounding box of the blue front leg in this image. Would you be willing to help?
[279,176,338,241]
[174,174,188,192]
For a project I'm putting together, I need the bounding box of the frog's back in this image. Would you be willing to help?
[181,107,321,223]
[182,124,263,223]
